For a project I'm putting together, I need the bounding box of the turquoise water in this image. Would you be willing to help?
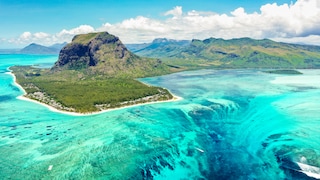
[1,54,320,179]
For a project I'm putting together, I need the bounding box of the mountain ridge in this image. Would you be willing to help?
[131,37,320,68]
[126,38,190,58]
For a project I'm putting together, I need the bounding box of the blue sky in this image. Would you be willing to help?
[1,0,320,48]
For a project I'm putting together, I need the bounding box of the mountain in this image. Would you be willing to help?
[125,43,150,52]
[127,38,191,58]
[132,37,320,69]
[49,42,67,50]
[11,32,174,113]
[20,42,66,54]
[52,32,170,77]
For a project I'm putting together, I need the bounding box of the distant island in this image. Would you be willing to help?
[10,32,320,113]
[11,32,175,114]
[20,42,67,54]
[0,42,67,55]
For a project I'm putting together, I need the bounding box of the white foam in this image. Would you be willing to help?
[297,162,320,179]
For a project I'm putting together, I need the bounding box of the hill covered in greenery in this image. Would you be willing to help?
[11,32,174,113]
[132,37,320,69]
[52,32,171,77]
[127,38,190,58]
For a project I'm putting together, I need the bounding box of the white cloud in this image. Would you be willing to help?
[57,25,95,37]
[258,0,320,37]
[55,25,96,44]
[164,6,183,19]
[34,32,50,39]
[20,32,32,40]
[5,0,320,47]
[9,25,95,47]
[95,0,320,45]
[17,31,51,45]
[231,7,246,17]
[272,35,320,46]
[118,16,167,33]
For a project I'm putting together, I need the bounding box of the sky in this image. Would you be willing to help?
[0,0,320,48]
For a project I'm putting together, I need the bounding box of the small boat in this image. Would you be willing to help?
[195,147,205,153]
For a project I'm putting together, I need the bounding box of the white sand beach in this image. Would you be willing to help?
[7,71,182,116]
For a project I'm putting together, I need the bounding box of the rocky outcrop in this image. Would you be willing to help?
[53,43,95,68]
[53,32,127,68]
[52,32,168,77]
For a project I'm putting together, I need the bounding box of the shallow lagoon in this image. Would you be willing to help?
[0,55,320,179]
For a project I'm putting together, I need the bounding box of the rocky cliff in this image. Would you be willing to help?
[52,32,169,77]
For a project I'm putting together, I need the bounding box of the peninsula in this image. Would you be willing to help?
[10,32,176,114]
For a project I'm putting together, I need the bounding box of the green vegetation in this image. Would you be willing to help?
[72,33,100,44]
[133,37,320,69]
[14,32,319,113]
[53,32,173,77]
[11,66,173,113]
[129,38,190,58]
[10,32,177,113]
[263,69,303,75]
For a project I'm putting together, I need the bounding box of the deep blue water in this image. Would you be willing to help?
[0,54,320,179]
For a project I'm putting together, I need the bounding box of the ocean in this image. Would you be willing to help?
[0,54,320,179]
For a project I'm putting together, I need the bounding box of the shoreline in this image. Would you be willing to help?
[6,70,183,116]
